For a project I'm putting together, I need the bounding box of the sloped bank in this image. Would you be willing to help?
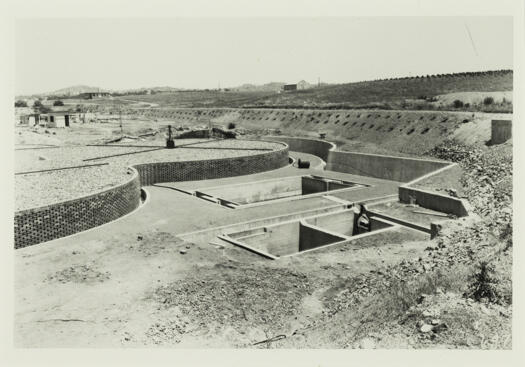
[14,143,289,249]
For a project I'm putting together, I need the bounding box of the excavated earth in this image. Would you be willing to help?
[13,107,513,349]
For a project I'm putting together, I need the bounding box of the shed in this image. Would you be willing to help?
[40,112,76,128]
[19,113,41,126]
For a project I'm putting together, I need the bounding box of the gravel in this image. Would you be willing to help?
[15,139,284,211]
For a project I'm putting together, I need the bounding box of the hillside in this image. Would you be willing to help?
[249,70,513,109]
[44,85,107,97]
[113,90,277,108]
[109,70,512,112]
[230,82,285,92]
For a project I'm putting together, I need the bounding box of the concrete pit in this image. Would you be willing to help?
[219,209,396,259]
[190,175,365,208]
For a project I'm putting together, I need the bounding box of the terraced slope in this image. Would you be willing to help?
[88,106,500,156]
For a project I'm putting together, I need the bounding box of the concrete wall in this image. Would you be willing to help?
[398,186,469,217]
[304,211,355,236]
[264,136,335,162]
[369,217,394,231]
[14,169,141,249]
[302,176,328,194]
[299,223,345,252]
[202,176,301,204]
[241,221,300,257]
[265,136,449,183]
[491,119,512,144]
[326,151,449,182]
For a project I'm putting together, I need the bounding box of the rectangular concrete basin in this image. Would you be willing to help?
[227,220,347,257]
[220,209,395,259]
[199,175,364,207]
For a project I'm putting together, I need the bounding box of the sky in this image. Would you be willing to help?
[15,17,513,95]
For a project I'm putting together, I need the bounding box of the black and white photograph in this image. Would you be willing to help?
[2,0,524,365]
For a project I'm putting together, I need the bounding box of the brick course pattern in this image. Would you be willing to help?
[14,170,141,249]
[134,147,289,186]
[14,146,289,249]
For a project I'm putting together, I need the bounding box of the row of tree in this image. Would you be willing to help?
[15,99,65,113]
[368,69,512,83]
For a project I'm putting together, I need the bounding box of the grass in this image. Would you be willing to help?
[363,267,471,323]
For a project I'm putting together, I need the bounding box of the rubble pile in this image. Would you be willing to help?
[427,139,512,238]
[401,291,512,348]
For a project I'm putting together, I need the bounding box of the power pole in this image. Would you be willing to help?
[119,106,123,136]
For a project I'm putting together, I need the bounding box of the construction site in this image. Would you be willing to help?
[10,13,516,353]
[14,89,513,348]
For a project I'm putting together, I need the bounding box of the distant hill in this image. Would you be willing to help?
[113,70,512,112]
[230,82,285,92]
[230,80,319,92]
[44,85,108,97]
[119,86,185,94]
[249,70,513,109]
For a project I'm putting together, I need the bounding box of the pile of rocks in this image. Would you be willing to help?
[427,139,512,239]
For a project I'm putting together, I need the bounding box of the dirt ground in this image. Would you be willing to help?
[13,108,513,349]
[15,224,430,348]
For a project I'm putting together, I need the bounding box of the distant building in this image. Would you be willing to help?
[40,111,77,128]
[18,113,41,126]
[80,91,111,99]
[283,84,298,91]
[297,80,311,90]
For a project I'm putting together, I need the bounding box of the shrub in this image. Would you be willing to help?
[33,100,52,113]
[227,122,236,129]
[483,96,494,105]
[53,100,64,106]
[465,261,502,304]
[15,100,28,107]
[453,99,464,108]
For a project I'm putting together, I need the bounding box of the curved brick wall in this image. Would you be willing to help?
[14,169,141,249]
[14,144,289,248]
[263,136,335,162]
[134,145,289,186]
